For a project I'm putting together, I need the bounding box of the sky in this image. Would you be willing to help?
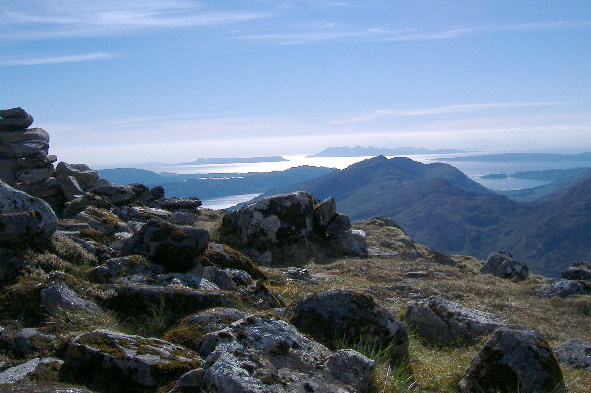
[1,0,590,168]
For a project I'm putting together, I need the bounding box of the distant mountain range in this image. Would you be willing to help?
[99,166,334,200]
[176,156,287,165]
[254,156,591,277]
[439,152,591,162]
[307,146,468,157]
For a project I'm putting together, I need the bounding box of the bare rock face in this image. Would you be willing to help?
[285,289,408,365]
[480,251,530,280]
[220,192,368,264]
[61,329,202,392]
[0,180,57,246]
[459,327,566,393]
[406,296,508,345]
[189,313,375,393]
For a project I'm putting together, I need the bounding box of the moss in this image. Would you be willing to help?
[76,332,127,358]
[78,228,107,243]
[163,325,205,349]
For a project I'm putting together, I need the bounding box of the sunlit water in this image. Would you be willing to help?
[138,154,591,208]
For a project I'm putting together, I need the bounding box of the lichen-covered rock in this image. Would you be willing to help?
[201,266,253,291]
[406,296,508,345]
[13,328,57,358]
[534,279,591,298]
[191,314,375,393]
[554,338,591,372]
[285,289,408,365]
[220,191,316,249]
[480,251,529,280]
[0,180,57,246]
[219,192,367,264]
[61,329,202,392]
[459,327,566,393]
[122,219,209,272]
[75,206,128,235]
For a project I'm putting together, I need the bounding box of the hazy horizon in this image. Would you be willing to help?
[2,1,590,167]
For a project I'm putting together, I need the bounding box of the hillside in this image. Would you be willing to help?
[257,156,589,277]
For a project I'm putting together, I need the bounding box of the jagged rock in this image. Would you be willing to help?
[122,219,209,272]
[406,296,508,345]
[61,329,202,392]
[40,284,101,316]
[285,289,408,365]
[459,327,566,393]
[191,313,375,393]
[101,285,237,323]
[0,108,34,131]
[561,262,591,281]
[534,279,591,298]
[153,273,220,290]
[164,308,250,350]
[170,211,199,225]
[0,357,63,384]
[238,280,285,310]
[554,338,591,372]
[13,328,56,358]
[201,243,267,280]
[86,256,164,284]
[313,196,336,227]
[480,251,529,280]
[54,162,99,189]
[0,180,57,246]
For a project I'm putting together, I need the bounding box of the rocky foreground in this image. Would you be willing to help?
[0,109,590,392]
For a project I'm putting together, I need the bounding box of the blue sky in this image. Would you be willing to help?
[1,0,590,167]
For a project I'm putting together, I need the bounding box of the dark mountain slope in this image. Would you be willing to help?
[256,156,588,277]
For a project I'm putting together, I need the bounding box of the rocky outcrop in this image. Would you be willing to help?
[459,327,566,393]
[285,289,408,365]
[406,296,509,345]
[220,192,368,264]
[0,180,57,246]
[480,251,529,280]
[0,357,63,384]
[61,329,202,392]
[561,262,591,281]
[188,313,375,393]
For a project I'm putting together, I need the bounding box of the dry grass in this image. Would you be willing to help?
[253,219,591,392]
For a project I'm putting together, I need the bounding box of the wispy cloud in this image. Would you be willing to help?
[0,52,117,66]
[336,102,571,124]
[0,1,266,41]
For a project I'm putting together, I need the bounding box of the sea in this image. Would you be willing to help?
[138,154,591,209]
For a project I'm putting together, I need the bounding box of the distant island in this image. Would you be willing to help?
[439,152,591,162]
[176,156,287,165]
[307,146,468,157]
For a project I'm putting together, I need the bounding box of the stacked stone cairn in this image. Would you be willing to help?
[0,108,63,207]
